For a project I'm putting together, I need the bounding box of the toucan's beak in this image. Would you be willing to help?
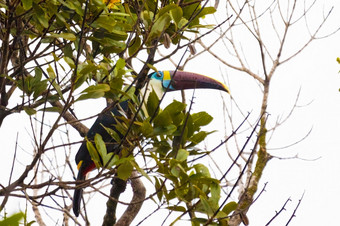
[167,71,230,93]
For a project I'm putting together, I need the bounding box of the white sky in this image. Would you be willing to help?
[0,1,340,225]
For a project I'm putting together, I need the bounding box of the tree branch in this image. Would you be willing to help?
[115,171,146,226]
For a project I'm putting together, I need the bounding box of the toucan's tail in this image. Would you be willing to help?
[73,172,85,217]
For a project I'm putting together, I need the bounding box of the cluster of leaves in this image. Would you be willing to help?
[144,93,237,224]
[87,89,237,224]
[0,0,216,116]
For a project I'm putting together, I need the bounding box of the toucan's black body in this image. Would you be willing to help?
[73,101,128,216]
[72,71,229,217]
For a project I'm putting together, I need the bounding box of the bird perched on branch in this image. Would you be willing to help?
[72,70,229,217]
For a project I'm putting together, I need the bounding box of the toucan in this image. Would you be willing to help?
[72,70,229,216]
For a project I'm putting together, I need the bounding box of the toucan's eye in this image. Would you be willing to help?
[155,72,162,78]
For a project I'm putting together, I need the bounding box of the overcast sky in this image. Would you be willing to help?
[0,1,340,225]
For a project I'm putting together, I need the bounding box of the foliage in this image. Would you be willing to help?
[0,0,216,120]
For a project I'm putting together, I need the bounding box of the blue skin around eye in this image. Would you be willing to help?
[148,71,163,80]
[148,71,175,90]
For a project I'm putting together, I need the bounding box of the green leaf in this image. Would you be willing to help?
[154,110,172,127]
[188,131,210,146]
[111,29,128,41]
[157,4,178,18]
[0,212,24,226]
[33,82,48,100]
[222,201,238,216]
[49,32,76,41]
[55,12,67,24]
[47,65,64,101]
[21,0,32,10]
[117,160,133,180]
[86,138,101,168]
[153,124,177,136]
[192,112,213,128]
[153,177,163,202]
[163,100,186,125]
[58,0,83,16]
[107,154,119,169]
[197,7,216,18]
[38,106,61,112]
[63,56,75,69]
[131,160,152,182]
[164,100,186,115]
[102,125,122,143]
[140,120,153,137]
[79,63,97,75]
[149,13,171,40]
[178,18,188,29]
[215,211,229,220]
[150,152,166,173]
[147,64,158,73]
[128,36,141,57]
[194,164,211,177]
[77,83,111,101]
[109,77,124,91]
[210,182,221,206]
[77,91,105,101]
[178,114,193,139]
[92,0,106,8]
[176,149,189,162]
[170,163,181,177]
[33,67,42,83]
[116,58,125,69]
[144,0,156,11]
[92,15,117,32]
[94,134,107,162]
[182,1,200,23]
[33,3,49,28]
[31,67,48,100]
[103,152,115,168]
[166,205,186,212]
[92,29,127,44]
[192,218,209,224]
[199,194,214,215]
[81,84,111,93]
[170,6,183,27]
[26,220,36,226]
[141,10,152,28]
[63,43,73,59]
[146,90,159,117]
[190,24,214,29]
[23,106,36,115]
[153,140,171,157]
[120,85,137,102]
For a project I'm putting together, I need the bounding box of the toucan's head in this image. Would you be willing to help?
[148,71,230,94]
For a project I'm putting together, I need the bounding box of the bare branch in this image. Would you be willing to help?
[265,197,291,225]
[115,171,146,226]
[286,192,305,225]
